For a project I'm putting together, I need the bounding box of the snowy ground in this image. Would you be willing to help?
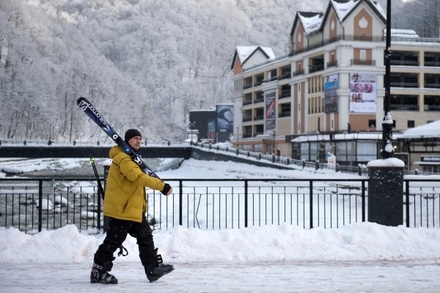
[1,158,440,292]
[2,259,439,292]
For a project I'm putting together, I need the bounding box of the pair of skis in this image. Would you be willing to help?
[77,97,159,179]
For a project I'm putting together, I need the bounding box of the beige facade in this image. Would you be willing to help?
[231,0,440,164]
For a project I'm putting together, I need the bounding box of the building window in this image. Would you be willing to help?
[243,77,252,89]
[391,51,418,66]
[243,93,252,105]
[279,103,291,117]
[360,49,366,61]
[424,74,440,88]
[279,84,290,99]
[254,107,264,121]
[280,65,291,79]
[309,55,324,73]
[390,95,418,111]
[407,120,415,128]
[424,96,440,111]
[424,52,440,67]
[255,91,264,103]
[389,73,418,88]
[368,120,376,128]
[254,73,264,86]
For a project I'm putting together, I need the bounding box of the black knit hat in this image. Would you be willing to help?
[124,129,142,143]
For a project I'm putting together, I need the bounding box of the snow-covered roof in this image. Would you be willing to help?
[235,46,275,65]
[331,0,358,21]
[189,108,216,112]
[389,29,420,38]
[298,12,324,35]
[290,132,404,143]
[294,0,386,37]
[369,0,386,19]
[401,120,440,139]
[330,0,386,22]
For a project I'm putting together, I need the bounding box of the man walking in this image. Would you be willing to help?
[90,129,174,284]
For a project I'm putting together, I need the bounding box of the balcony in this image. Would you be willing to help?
[351,59,376,66]
[292,69,304,77]
[279,72,291,80]
[390,82,419,88]
[390,104,418,111]
[327,60,338,68]
[309,65,324,74]
[424,60,440,67]
[289,34,385,56]
[391,60,419,66]
[425,82,440,89]
[424,105,440,111]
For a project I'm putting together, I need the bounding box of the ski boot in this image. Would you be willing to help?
[90,262,118,284]
[145,254,174,283]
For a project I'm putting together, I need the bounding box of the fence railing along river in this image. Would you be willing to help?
[0,177,439,234]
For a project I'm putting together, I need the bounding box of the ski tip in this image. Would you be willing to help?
[77,97,87,104]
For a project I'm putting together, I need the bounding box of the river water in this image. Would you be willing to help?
[15,158,162,178]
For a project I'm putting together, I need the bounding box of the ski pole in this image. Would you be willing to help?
[90,156,105,199]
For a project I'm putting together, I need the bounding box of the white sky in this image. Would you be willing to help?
[1,158,440,292]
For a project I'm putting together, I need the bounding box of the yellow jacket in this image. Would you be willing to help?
[103,146,166,223]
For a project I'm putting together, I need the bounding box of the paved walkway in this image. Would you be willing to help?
[1,260,439,292]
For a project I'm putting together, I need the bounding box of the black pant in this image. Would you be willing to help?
[94,216,157,272]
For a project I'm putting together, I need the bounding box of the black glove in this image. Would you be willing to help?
[161,183,172,195]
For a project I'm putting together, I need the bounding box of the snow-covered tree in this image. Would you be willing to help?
[10,0,432,144]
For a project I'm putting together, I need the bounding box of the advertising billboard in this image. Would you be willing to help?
[349,73,377,113]
[216,104,234,142]
[324,73,339,113]
[265,92,276,131]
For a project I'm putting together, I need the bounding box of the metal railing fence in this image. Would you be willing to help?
[0,178,101,234]
[0,177,439,234]
[404,178,440,228]
[148,178,367,230]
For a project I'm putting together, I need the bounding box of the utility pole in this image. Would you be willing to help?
[381,0,394,159]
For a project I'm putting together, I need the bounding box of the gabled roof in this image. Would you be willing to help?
[290,12,324,36]
[230,46,275,69]
[290,0,386,37]
[323,0,386,25]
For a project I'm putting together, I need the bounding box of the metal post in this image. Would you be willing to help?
[38,180,43,232]
[244,180,248,228]
[179,180,183,226]
[381,0,394,159]
[309,181,313,229]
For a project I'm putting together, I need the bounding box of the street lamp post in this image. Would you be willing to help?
[368,0,405,227]
[381,0,394,159]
